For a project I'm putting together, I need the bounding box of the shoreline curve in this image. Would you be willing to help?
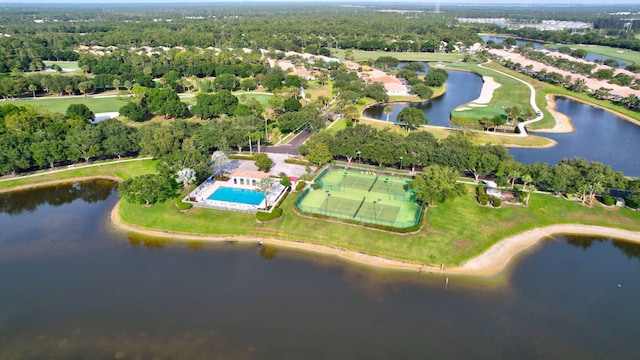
[109,199,640,279]
[3,176,639,279]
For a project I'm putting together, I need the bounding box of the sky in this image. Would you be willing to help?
[0,0,639,4]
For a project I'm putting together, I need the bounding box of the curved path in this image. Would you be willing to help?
[477,62,542,136]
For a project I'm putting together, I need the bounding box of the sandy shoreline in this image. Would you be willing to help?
[535,94,575,133]
[3,173,640,280]
[110,200,640,278]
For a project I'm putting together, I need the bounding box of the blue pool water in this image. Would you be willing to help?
[208,187,265,205]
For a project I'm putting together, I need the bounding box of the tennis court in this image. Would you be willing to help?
[296,169,422,229]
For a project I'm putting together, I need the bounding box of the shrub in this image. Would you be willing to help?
[284,158,311,166]
[311,183,321,190]
[491,197,502,207]
[175,196,193,210]
[517,191,526,203]
[256,207,283,221]
[601,194,615,206]
[295,180,307,191]
[478,194,490,205]
[476,185,484,197]
[625,194,639,209]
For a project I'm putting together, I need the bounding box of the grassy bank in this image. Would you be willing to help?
[444,62,534,123]
[0,158,156,191]
[357,119,555,148]
[119,183,640,267]
[2,159,638,267]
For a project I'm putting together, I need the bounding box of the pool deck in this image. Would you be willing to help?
[187,178,286,213]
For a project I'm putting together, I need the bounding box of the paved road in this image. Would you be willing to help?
[262,130,311,155]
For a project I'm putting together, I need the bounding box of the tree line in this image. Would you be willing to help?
[299,124,639,203]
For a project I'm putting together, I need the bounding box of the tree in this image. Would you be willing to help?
[214,73,240,91]
[176,168,197,190]
[28,84,38,98]
[119,100,149,122]
[396,107,427,131]
[411,165,465,207]
[410,84,433,100]
[257,177,275,208]
[98,119,139,159]
[65,124,103,163]
[211,150,229,177]
[119,174,176,206]
[305,142,332,166]
[65,104,95,123]
[424,68,448,87]
[284,97,302,112]
[383,105,393,122]
[254,153,273,172]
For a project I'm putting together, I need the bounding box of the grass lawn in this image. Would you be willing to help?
[43,60,80,70]
[331,48,464,62]
[2,158,638,267]
[0,158,157,190]
[328,117,347,132]
[234,92,272,105]
[119,183,640,267]
[444,62,535,124]
[9,95,125,113]
[544,44,640,65]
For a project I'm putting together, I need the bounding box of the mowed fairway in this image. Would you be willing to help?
[8,95,125,113]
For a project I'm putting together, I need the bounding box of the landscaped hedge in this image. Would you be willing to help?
[295,180,306,192]
[256,208,282,221]
[229,154,255,160]
[491,197,502,207]
[601,194,615,206]
[285,158,311,166]
[477,194,490,205]
[175,196,193,210]
[311,182,321,190]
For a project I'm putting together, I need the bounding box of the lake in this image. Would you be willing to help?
[1,181,640,358]
[511,97,640,176]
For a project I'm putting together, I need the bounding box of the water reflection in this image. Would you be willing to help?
[259,244,279,260]
[2,183,640,359]
[511,97,640,176]
[0,179,114,215]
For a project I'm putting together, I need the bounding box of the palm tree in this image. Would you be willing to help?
[112,79,120,92]
[28,84,38,98]
[383,105,393,122]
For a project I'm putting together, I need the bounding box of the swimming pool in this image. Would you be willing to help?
[208,187,265,206]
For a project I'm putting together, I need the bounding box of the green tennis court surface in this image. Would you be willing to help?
[296,168,422,229]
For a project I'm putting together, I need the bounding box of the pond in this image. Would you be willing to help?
[363,69,484,127]
[511,97,640,176]
[364,62,639,176]
[1,181,640,358]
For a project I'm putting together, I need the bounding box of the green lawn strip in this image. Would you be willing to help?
[234,92,272,105]
[328,117,347,131]
[43,61,80,70]
[0,158,157,190]
[119,183,640,267]
[10,95,126,113]
[544,44,640,65]
[331,48,464,62]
